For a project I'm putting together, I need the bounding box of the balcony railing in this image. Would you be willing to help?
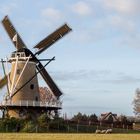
[0,100,62,108]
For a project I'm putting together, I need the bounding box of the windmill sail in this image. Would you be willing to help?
[2,16,26,49]
[36,62,62,98]
[0,74,8,89]
[12,34,18,42]
[34,24,72,55]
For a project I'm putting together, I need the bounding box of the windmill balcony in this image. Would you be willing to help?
[10,52,32,61]
[0,100,62,108]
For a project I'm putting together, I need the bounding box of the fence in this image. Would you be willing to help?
[0,119,137,133]
[0,100,62,108]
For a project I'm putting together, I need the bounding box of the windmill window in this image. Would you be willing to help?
[30,84,34,90]
[17,53,20,57]
[17,69,20,74]
[35,96,38,101]
[11,53,15,58]
[21,53,24,57]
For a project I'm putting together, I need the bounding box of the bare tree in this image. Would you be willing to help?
[39,87,56,103]
[133,88,140,117]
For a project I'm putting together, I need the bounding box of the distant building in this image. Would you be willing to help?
[99,112,118,123]
[98,112,134,129]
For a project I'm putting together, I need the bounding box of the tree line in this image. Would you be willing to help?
[0,111,135,133]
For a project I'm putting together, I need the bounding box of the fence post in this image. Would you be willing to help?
[127,125,128,132]
[6,124,8,132]
[58,122,60,132]
[111,123,113,128]
[97,125,99,130]
[100,121,102,126]
[36,125,38,133]
[27,121,28,132]
[88,121,91,133]
[77,124,79,133]
[67,125,69,133]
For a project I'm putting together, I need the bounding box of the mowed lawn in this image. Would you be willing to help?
[0,133,140,140]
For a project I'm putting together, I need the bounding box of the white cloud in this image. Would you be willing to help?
[109,15,135,33]
[41,8,63,21]
[40,7,65,29]
[72,1,92,16]
[103,0,140,15]
[0,3,17,15]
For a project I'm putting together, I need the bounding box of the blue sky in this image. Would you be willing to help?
[0,0,140,117]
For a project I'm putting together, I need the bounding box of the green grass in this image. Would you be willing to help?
[0,133,140,140]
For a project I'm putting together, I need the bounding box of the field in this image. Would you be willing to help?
[0,133,140,140]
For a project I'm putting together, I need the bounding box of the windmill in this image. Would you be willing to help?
[0,16,72,119]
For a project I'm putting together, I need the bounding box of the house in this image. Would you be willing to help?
[99,112,118,124]
[99,112,134,129]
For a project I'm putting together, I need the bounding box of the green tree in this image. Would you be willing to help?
[89,114,98,122]
[37,113,50,128]
[81,114,88,121]
[0,117,23,132]
[72,112,83,122]
[21,121,35,132]
[49,117,67,132]
[72,112,89,122]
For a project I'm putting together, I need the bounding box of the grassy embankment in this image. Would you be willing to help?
[0,133,140,140]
